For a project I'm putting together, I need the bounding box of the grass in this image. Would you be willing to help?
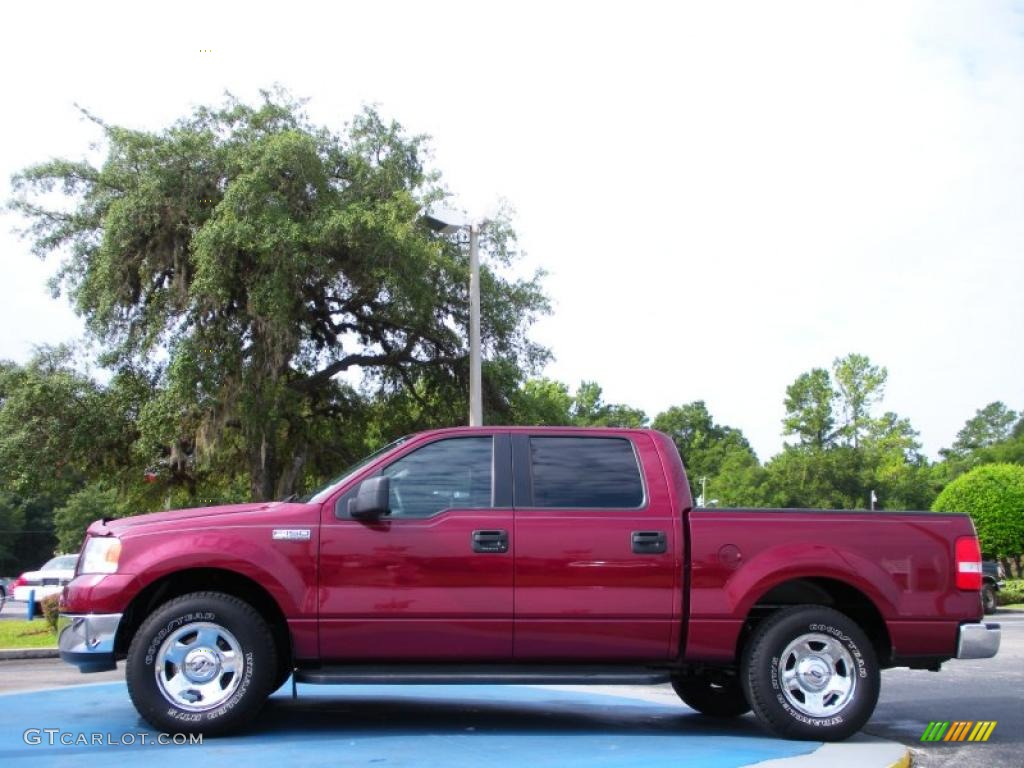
[999,603,1024,611]
[0,619,57,649]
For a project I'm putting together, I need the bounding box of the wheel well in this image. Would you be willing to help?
[116,568,292,678]
[737,578,893,667]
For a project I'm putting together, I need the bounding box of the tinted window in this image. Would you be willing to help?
[529,437,644,508]
[381,437,493,518]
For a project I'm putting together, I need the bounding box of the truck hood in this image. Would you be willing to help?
[88,501,281,535]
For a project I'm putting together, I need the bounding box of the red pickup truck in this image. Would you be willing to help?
[59,426,1000,740]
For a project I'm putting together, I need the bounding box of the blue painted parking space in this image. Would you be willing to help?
[0,681,820,767]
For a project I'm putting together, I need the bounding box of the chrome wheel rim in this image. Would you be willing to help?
[154,622,244,711]
[777,632,857,718]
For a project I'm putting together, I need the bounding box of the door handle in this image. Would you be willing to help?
[472,529,509,553]
[631,530,667,554]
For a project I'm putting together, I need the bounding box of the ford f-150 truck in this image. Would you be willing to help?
[58,427,1000,740]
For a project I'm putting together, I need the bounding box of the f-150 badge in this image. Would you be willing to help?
[272,529,311,541]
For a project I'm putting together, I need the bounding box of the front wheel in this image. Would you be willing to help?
[741,605,880,741]
[982,584,998,614]
[126,591,277,735]
[672,675,751,717]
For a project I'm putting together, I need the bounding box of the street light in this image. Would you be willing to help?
[423,208,483,427]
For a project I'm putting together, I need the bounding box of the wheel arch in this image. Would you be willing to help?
[737,577,893,667]
[115,567,292,680]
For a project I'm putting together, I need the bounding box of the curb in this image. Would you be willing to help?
[0,648,59,660]
[537,685,912,768]
[745,735,910,768]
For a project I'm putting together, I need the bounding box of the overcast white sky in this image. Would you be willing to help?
[1,0,1022,462]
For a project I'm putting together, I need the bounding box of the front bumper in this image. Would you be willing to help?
[58,612,122,672]
[956,622,1000,659]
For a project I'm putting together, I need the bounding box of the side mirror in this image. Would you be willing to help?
[349,476,391,519]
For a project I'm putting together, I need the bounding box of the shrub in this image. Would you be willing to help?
[41,594,61,634]
[997,579,1024,607]
[932,464,1024,558]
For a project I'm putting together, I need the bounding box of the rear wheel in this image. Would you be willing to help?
[672,675,751,717]
[741,605,880,741]
[126,591,277,735]
[982,584,998,614]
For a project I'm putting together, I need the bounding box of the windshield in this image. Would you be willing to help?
[298,436,411,504]
[42,555,78,571]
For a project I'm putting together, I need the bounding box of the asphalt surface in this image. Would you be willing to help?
[864,610,1023,768]
[1,598,43,620]
[0,611,1019,766]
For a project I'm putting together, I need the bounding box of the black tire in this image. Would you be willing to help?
[741,605,880,741]
[672,675,751,717]
[126,591,277,735]
[982,584,998,614]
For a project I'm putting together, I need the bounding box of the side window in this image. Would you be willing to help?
[381,437,494,518]
[529,437,644,508]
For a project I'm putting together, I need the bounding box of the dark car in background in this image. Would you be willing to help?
[982,560,1005,614]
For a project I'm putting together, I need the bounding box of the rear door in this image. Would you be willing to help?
[512,432,679,659]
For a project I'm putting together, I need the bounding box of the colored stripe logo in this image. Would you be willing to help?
[921,721,996,742]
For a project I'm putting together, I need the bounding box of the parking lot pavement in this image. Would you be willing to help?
[1,599,29,620]
[0,679,834,768]
[0,658,123,692]
[866,611,1024,768]
[6,615,1019,767]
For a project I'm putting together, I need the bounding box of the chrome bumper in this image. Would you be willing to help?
[58,613,122,672]
[956,622,1000,659]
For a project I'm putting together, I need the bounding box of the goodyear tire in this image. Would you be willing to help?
[741,605,880,741]
[672,675,751,717]
[126,591,276,735]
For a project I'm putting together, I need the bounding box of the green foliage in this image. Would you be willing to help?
[0,492,27,565]
[997,579,1024,606]
[936,403,1024,481]
[832,354,887,448]
[9,91,549,501]
[931,464,1024,557]
[770,354,934,510]
[783,369,835,449]
[53,484,123,553]
[761,446,864,509]
[571,381,647,428]
[508,378,574,426]
[652,401,762,505]
[944,402,1019,460]
[0,348,130,501]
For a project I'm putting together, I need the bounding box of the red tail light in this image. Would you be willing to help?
[955,536,982,591]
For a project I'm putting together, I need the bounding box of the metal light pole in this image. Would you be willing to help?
[423,209,483,426]
[468,222,482,426]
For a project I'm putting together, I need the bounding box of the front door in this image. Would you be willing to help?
[319,433,513,660]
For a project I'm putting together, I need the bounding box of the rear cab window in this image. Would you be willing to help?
[528,436,645,508]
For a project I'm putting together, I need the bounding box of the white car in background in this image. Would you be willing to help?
[10,554,79,601]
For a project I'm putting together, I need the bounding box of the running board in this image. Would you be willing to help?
[293,664,674,686]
